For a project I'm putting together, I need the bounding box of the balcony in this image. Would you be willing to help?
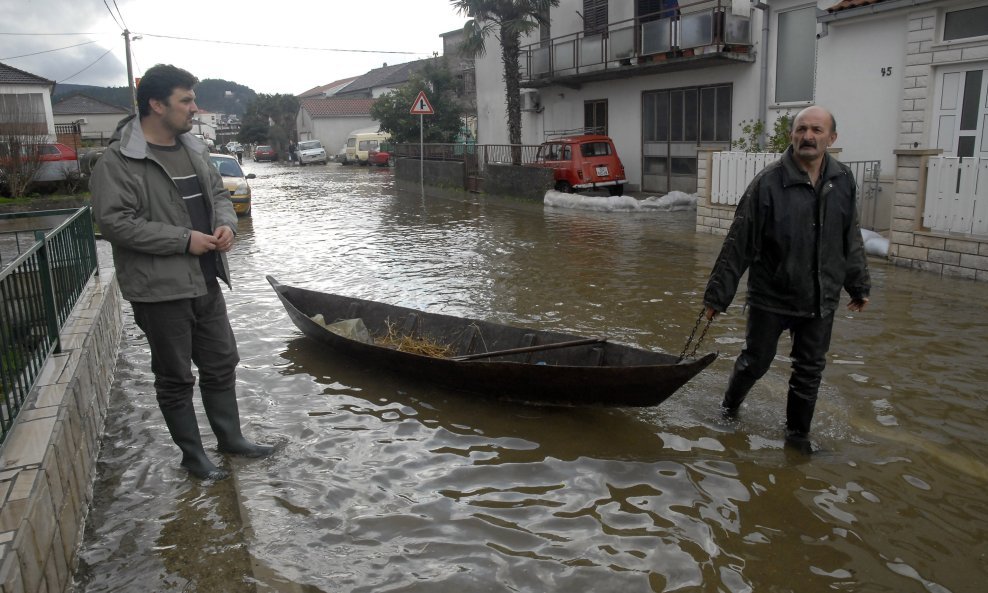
[520,1,754,88]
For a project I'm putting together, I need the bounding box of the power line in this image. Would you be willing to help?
[111,0,129,30]
[0,31,114,36]
[59,47,115,84]
[139,33,426,55]
[102,0,123,30]
[0,40,101,60]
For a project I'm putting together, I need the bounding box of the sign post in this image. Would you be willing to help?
[409,91,435,186]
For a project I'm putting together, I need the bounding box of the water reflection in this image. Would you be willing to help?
[73,162,987,593]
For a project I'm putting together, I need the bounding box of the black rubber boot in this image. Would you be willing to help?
[159,400,230,480]
[784,393,817,454]
[201,390,275,458]
[720,370,759,419]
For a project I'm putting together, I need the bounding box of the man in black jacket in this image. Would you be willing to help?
[703,105,871,451]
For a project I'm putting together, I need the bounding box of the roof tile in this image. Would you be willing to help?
[299,97,377,117]
[0,61,54,86]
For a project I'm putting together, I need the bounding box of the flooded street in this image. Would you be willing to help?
[72,161,988,593]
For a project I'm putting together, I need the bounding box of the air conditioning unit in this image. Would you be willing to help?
[520,90,541,112]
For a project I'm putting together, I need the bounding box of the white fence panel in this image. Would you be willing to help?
[974,159,988,236]
[711,152,780,205]
[924,157,985,235]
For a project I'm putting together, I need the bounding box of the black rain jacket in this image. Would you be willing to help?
[704,147,871,318]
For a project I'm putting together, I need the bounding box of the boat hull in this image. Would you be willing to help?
[268,276,716,406]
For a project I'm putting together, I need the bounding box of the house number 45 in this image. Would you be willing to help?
[881,67,893,77]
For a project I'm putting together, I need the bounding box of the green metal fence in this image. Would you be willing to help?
[0,207,98,443]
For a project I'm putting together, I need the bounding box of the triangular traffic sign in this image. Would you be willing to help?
[409,90,435,115]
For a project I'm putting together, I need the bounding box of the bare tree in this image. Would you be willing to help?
[0,93,50,198]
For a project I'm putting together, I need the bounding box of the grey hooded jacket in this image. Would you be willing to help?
[91,115,237,302]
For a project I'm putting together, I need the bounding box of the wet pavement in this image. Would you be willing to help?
[70,160,988,593]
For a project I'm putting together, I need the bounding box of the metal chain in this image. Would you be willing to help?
[678,308,713,361]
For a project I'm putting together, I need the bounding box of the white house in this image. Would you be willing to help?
[0,61,57,142]
[52,93,130,145]
[296,62,432,154]
[473,0,988,279]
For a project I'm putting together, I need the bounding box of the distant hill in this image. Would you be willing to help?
[53,84,131,110]
[52,79,258,116]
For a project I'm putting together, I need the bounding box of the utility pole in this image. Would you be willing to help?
[123,29,136,114]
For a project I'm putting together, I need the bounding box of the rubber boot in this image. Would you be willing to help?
[720,369,759,419]
[784,393,816,454]
[159,400,230,480]
[201,389,275,458]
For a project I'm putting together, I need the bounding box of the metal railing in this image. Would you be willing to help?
[0,206,98,443]
[392,143,543,171]
[710,151,884,230]
[520,0,753,83]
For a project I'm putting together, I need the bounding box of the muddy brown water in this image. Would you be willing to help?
[71,162,988,592]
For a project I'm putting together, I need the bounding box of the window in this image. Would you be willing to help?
[580,142,612,157]
[0,93,46,134]
[775,7,816,103]
[943,6,988,41]
[584,100,607,135]
[583,0,608,34]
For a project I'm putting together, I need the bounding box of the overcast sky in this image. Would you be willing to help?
[0,0,468,95]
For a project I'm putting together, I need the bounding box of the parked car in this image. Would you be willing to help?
[0,142,80,185]
[344,131,390,165]
[254,145,276,162]
[194,134,215,150]
[296,139,328,166]
[366,141,393,167]
[208,153,254,216]
[533,134,627,196]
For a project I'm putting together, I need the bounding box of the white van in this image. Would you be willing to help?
[344,131,390,166]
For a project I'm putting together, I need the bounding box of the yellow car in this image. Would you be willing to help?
[208,153,254,216]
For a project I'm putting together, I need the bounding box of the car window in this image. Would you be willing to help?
[299,141,321,150]
[347,138,356,147]
[210,157,243,177]
[580,142,612,157]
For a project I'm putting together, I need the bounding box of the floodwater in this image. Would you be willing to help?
[71,161,988,593]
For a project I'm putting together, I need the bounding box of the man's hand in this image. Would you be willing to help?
[847,297,869,312]
[188,230,218,255]
[213,225,235,253]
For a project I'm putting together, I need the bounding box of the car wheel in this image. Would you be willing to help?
[608,184,624,197]
[555,181,573,193]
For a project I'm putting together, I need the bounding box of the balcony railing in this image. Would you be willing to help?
[521,1,753,86]
[0,207,98,443]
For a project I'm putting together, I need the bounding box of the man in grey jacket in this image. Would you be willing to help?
[91,64,273,480]
[703,106,871,452]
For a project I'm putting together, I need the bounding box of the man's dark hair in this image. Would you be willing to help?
[136,64,198,117]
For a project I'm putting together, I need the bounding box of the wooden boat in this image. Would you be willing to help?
[267,276,716,406]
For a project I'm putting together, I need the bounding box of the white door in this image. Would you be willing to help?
[933,63,988,157]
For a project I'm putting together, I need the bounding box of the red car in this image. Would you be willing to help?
[367,147,392,167]
[534,134,626,196]
[0,142,79,183]
[254,145,276,162]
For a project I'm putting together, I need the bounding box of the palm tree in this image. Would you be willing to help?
[451,0,557,159]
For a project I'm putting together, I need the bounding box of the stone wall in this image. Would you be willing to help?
[483,164,554,202]
[394,157,465,189]
[0,269,122,593]
[694,147,736,236]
